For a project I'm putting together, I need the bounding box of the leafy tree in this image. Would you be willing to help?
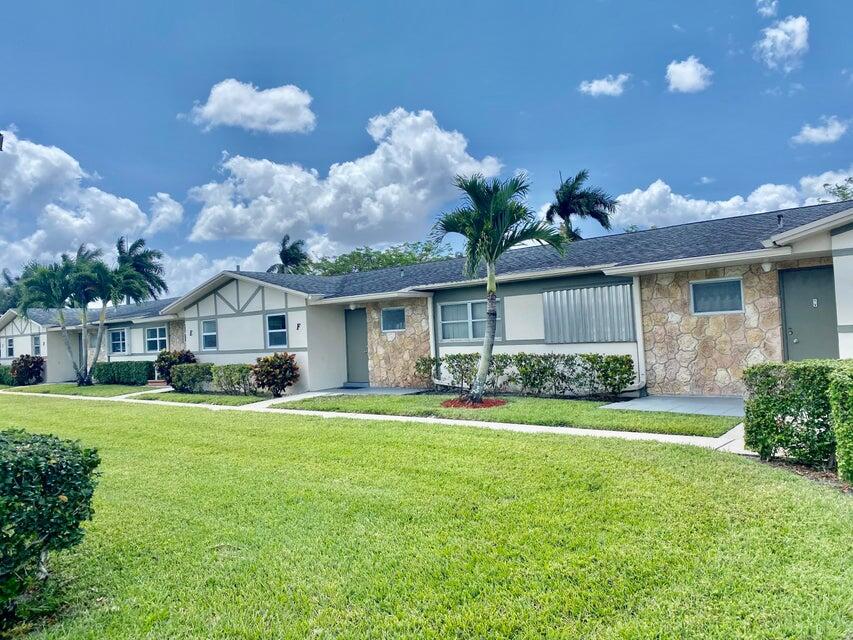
[311,241,456,275]
[823,177,853,202]
[544,169,618,240]
[433,174,565,403]
[267,234,311,274]
[0,270,22,314]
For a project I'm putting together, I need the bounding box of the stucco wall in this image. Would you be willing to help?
[641,257,832,396]
[365,298,432,387]
[832,226,853,358]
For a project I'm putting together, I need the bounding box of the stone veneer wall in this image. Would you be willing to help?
[641,257,832,396]
[365,299,432,387]
[168,320,186,351]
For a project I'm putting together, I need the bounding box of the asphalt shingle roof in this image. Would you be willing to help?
[22,297,180,328]
[237,200,853,299]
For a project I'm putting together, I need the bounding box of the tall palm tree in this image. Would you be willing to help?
[0,269,22,314]
[544,169,618,241]
[267,234,311,274]
[116,237,168,299]
[433,174,566,403]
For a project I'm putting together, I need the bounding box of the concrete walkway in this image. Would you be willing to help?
[601,394,744,417]
[0,387,752,455]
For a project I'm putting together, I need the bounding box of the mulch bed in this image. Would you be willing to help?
[441,398,507,409]
[765,460,852,495]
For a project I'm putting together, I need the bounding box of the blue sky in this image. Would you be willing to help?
[1,0,851,293]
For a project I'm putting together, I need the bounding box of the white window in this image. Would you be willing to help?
[6,338,13,358]
[691,278,744,315]
[439,300,501,341]
[266,314,287,347]
[201,320,218,350]
[145,325,168,352]
[32,335,41,356]
[380,307,406,332]
[109,329,127,355]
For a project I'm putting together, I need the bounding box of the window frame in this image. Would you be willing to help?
[6,337,14,358]
[265,313,288,349]
[438,299,502,342]
[108,328,128,355]
[32,335,41,357]
[144,325,168,353]
[689,277,745,316]
[380,307,406,333]
[201,319,218,351]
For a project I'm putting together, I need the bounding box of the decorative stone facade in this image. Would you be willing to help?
[641,257,832,396]
[365,298,432,387]
[168,320,186,351]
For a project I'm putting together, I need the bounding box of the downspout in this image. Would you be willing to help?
[631,275,648,394]
[426,293,443,387]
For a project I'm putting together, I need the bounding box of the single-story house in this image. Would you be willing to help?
[2,200,852,396]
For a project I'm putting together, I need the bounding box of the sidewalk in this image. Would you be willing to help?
[0,389,752,455]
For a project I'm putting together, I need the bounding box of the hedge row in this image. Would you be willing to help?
[171,354,300,397]
[744,359,853,470]
[0,366,12,387]
[830,366,853,482]
[91,361,154,386]
[416,352,636,398]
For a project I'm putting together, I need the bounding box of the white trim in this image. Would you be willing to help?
[631,276,646,387]
[412,264,618,292]
[310,291,431,306]
[603,247,792,275]
[437,299,501,343]
[32,334,42,357]
[762,207,853,248]
[265,313,288,349]
[689,277,745,316]
[201,319,218,351]
[108,328,128,355]
[5,337,14,358]
[380,307,406,333]
[144,324,169,353]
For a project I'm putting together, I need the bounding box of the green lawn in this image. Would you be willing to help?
[135,391,271,406]
[8,383,146,397]
[280,393,739,437]
[0,396,850,639]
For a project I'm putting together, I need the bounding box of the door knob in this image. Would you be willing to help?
[793,338,799,343]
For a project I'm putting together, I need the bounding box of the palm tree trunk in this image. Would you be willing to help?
[468,263,497,403]
[57,310,84,383]
[89,307,107,377]
[79,307,91,386]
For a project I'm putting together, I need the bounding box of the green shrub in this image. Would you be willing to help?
[0,429,100,627]
[0,366,14,387]
[9,355,45,386]
[427,352,636,398]
[743,360,850,467]
[154,350,197,385]
[171,363,213,393]
[252,353,300,397]
[414,356,439,390]
[212,364,257,395]
[91,360,153,386]
[830,367,853,482]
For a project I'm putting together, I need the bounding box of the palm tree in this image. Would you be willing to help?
[0,269,22,314]
[544,169,618,241]
[116,237,168,299]
[433,174,566,403]
[267,234,310,274]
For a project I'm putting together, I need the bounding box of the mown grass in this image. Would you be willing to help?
[8,383,146,397]
[135,391,270,406]
[0,395,850,639]
[280,393,739,437]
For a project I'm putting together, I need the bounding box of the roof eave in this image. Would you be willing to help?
[409,264,619,291]
[603,247,793,275]
[310,291,432,305]
[761,207,853,248]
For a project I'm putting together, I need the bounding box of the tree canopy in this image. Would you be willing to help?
[310,241,457,275]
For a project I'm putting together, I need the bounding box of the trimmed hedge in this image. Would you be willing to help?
[154,350,197,385]
[171,363,213,393]
[743,359,852,468]
[0,366,13,387]
[1,429,100,627]
[830,367,853,482]
[418,352,636,398]
[212,364,258,396]
[91,361,154,386]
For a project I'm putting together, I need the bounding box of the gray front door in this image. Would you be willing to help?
[780,266,839,361]
[344,308,369,383]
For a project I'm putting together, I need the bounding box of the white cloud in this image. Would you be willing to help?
[791,116,848,145]
[672,24,685,32]
[754,16,809,73]
[756,0,778,18]
[665,56,713,93]
[0,129,178,272]
[146,193,184,235]
[188,79,316,134]
[698,176,715,185]
[578,73,631,97]
[188,107,501,247]
[613,165,853,228]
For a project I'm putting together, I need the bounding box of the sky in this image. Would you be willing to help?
[1,0,851,294]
